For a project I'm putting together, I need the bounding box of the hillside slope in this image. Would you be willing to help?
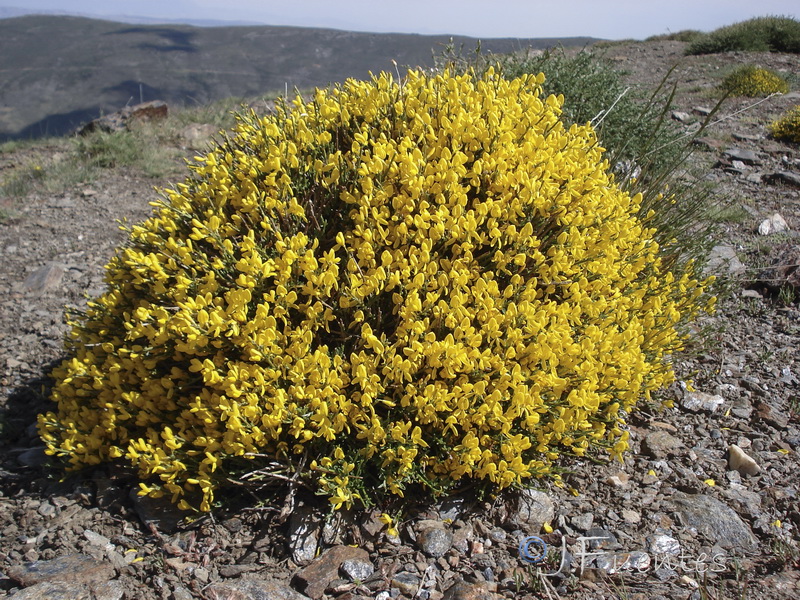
[0,15,597,140]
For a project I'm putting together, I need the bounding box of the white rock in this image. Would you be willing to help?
[682,391,725,413]
[728,444,761,476]
[757,213,789,235]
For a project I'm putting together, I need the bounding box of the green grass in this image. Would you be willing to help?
[687,15,800,54]
[646,30,705,43]
[710,201,753,224]
[0,95,292,202]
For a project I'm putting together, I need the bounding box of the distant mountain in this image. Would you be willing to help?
[0,15,600,140]
[0,6,261,27]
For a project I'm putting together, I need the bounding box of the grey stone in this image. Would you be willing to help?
[287,504,321,565]
[340,558,374,582]
[205,578,309,600]
[21,263,64,293]
[722,484,763,517]
[83,530,112,549]
[650,534,681,556]
[487,527,507,543]
[417,526,453,558]
[643,430,683,459]
[321,509,353,546]
[292,545,370,599]
[17,447,48,467]
[78,100,168,135]
[391,572,421,595]
[745,171,764,183]
[37,502,56,518]
[765,171,800,187]
[583,528,619,550]
[682,391,725,413]
[7,554,115,587]
[732,132,761,142]
[723,148,762,165]
[442,581,498,600]
[671,111,693,123]
[7,581,93,600]
[705,246,746,277]
[692,106,713,116]
[171,585,195,600]
[571,512,594,531]
[621,509,641,525]
[672,494,758,551]
[507,488,554,531]
[731,159,748,171]
[757,213,789,235]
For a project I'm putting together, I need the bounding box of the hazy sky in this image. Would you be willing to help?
[4,0,798,39]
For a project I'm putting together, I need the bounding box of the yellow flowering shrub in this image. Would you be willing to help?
[720,65,789,97]
[770,105,800,143]
[39,69,714,511]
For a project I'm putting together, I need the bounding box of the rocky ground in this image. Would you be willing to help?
[0,40,799,600]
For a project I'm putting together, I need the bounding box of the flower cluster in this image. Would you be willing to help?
[39,68,715,511]
[720,65,789,97]
[770,105,800,143]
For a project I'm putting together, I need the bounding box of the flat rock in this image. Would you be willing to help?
[671,494,758,551]
[442,581,499,600]
[722,484,763,517]
[78,100,168,135]
[704,246,746,277]
[506,488,554,531]
[6,581,94,600]
[682,391,724,413]
[391,572,421,595]
[764,171,800,187]
[205,578,310,600]
[340,557,374,582]
[643,430,683,459]
[20,263,64,293]
[7,554,115,587]
[723,148,762,166]
[292,545,370,599]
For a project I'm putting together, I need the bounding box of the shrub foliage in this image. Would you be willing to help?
[39,69,715,511]
[687,16,800,55]
[770,105,800,143]
[720,65,790,97]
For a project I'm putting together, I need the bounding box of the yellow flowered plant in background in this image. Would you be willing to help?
[39,68,715,511]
